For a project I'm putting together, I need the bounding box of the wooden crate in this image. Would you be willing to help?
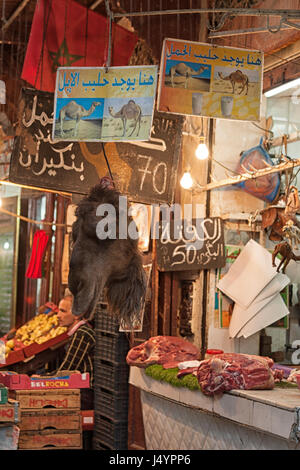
[10,389,81,410]
[19,408,81,431]
[18,429,82,450]
[0,399,19,423]
[0,425,20,450]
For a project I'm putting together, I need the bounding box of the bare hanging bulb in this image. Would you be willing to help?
[180,171,193,189]
[195,136,209,160]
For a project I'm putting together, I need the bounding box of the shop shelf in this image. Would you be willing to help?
[94,359,129,393]
[93,413,128,450]
[94,388,128,421]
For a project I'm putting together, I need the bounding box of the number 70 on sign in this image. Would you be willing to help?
[137,155,168,196]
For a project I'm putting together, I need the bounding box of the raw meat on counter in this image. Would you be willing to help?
[287,369,300,383]
[126,336,200,368]
[196,353,275,396]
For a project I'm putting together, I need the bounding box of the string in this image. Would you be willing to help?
[0,206,71,228]
[101,142,114,182]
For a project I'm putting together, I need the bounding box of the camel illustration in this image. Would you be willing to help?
[218,70,249,95]
[169,63,209,88]
[58,100,101,137]
[272,241,300,273]
[108,100,142,137]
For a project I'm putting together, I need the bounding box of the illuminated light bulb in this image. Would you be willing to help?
[0,198,2,207]
[180,171,193,189]
[195,142,209,160]
[3,241,9,250]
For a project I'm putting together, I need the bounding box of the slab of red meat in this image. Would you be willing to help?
[197,353,275,396]
[126,336,200,368]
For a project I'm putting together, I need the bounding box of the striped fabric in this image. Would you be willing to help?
[56,323,95,387]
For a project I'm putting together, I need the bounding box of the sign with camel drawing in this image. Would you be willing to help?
[157,38,263,122]
[53,65,157,142]
[9,88,183,203]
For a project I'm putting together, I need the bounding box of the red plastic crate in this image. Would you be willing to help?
[22,331,69,358]
[81,410,94,430]
[0,348,25,368]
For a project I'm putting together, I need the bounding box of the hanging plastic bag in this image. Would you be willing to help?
[236,138,280,203]
[26,230,49,279]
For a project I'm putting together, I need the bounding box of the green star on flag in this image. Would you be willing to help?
[21,0,138,92]
[49,39,83,73]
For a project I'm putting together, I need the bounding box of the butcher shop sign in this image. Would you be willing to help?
[156,217,225,271]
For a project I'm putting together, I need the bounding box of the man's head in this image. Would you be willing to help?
[57,295,76,327]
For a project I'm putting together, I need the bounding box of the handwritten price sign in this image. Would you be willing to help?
[9,88,183,203]
[156,217,226,271]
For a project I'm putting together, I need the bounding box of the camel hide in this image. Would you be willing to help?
[68,180,147,326]
[261,207,299,242]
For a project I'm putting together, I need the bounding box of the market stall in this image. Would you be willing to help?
[130,366,300,450]
[1,0,300,453]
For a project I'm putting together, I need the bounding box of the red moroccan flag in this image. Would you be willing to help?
[21,0,138,92]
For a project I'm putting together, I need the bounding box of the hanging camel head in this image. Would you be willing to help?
[68,179,147,326]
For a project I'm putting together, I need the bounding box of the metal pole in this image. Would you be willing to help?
[113,8,300,19]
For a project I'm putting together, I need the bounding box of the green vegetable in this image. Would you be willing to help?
[275,380,298,388]
[145,364,201,391]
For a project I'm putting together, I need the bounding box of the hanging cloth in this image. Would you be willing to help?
[26,230,49,279]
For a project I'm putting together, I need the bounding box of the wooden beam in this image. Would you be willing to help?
[272,131,300,148]
[2,0,32,32]
[193,158,300,193]
[208,24,292,38]
[89,0,104,11]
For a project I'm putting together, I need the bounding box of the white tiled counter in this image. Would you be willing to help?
[129,367,300,450]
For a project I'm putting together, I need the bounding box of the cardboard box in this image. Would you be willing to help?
[0,372,90,390]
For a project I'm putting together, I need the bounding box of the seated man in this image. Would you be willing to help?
[54,294,95,449]
[45,294,95,411]
[54,294,95,387]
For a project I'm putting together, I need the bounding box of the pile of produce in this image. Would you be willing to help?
[4,313,67,359]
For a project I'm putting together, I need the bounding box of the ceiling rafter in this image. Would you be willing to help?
[1,0,31,32]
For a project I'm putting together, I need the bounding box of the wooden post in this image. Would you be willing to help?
[22,198,37,324]
[40,193,55,306]
[51,195,65,305]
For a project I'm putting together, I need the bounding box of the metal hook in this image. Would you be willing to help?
[207,12,230,32]
[266,15,283,34]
